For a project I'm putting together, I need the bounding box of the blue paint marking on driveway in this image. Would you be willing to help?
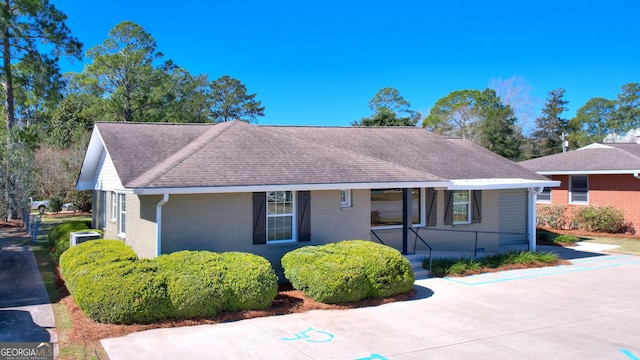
[621,349,639,360]
[443,254,640,285]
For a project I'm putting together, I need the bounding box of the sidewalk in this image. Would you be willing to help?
[0,227,56,344]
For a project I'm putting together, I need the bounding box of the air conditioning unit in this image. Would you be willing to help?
[70,231,102,246]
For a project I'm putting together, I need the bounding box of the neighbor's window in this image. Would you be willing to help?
[537,187,551,203]
[267,191,295,243]
[453,190,471,224]
[118,194,126,235]
[570,175,588,204]
[371,188,422,227]
[340,189,352,207]
[111,192,117,220]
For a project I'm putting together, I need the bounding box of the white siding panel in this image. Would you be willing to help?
[94,150,124,191]
[498,189,528,245]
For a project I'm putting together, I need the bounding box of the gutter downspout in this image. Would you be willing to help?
[634,172,640,180]
[156,194,169,257]
[528,187,543,252]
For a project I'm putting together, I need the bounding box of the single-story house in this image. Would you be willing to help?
[519,142,640,229]
[77,120,556,276]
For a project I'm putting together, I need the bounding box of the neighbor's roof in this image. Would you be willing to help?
[78,120,550,193]
[519,143,640,175]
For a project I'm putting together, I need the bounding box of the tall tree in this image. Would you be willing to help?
[81,21,165,122]
[353,87,420,126]
[568,97,616,147]
[478,89,521,160]
[1,0,82,129]
[488,76,539,135]
[531,88,569,156]
[613,82,640,133]
[209,75,265,123]
[423,89,484,141]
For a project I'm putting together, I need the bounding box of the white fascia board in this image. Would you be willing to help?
[132,181,453,195]
[536,170,640,175]
[76,128,106,190]
[448,178,561,190]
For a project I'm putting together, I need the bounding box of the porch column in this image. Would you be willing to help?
[402,188,413,255]
[527,188,541,251]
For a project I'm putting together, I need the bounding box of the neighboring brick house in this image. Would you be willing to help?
[77,120,555,277]
[519,143,640,230]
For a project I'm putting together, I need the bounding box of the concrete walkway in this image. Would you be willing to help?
[102,246,640,360]
[0,228,56,344]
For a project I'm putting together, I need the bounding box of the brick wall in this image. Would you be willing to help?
[542,174,640,230]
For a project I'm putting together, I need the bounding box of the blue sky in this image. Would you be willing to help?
[56,0,639,127]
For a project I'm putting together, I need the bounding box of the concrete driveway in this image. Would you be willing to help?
[102,245,640,360]
[0,228,56,343]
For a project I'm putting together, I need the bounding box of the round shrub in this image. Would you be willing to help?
[221,252,279,311]
[282,240,414,304]
[59,240,137,293]
[156,251,228,319]
[156,251,278,319]
[73,260,171,324]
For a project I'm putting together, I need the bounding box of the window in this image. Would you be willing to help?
[118,194,126,235]
[340,189,352,207]
[570,176,588,203]
[111,192,117,220]
[452,190,471,224]
[445,190,481,225]
[267,191,295,243]
[371,188,422,227]
[537,187,551,203]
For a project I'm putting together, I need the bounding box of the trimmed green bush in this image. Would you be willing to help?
[156,251,278,319]
[537,205,568,229]
[59,240,137,293]
[282,240,414,304]
[220,252,279,311]
[73,260,171,324]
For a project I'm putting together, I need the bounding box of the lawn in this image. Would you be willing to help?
[537,227,640,256]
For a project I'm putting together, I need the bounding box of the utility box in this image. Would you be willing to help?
[70,231,102,246]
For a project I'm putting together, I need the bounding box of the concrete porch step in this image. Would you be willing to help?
[405,256,430,279]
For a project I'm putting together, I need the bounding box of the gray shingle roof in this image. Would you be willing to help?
[518,144,640,173]
[94,120,546,189]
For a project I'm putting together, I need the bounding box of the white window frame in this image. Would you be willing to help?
[569,175,589,204]
[537,187,552,203]
[370,188,425,230]
[340,189,352,208]
[453,190,472,225]
[118,194,126,235]
[266,191,296,244]
[110,192,117,220]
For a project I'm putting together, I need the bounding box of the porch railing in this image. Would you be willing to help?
[414,227,529,257]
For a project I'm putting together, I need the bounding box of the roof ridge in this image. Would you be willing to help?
[127,121,241,187]
[262,126,447,181]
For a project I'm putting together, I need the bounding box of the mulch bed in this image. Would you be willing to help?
[538,227,640,240]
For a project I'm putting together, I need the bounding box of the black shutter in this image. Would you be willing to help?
[472,190,482,224]
[444,190,453,225]
[253,192,266,244]
[297,191,311,242]
[426,188,437,227]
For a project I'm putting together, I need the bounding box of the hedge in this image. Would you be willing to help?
[282,240,414,304]
[59,240,138,293]
[73,259,172,324]
[59,240,278,324]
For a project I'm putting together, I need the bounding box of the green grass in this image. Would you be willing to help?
[426,251,561,277]
[579,236,640,256]
[29,214,106,359]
